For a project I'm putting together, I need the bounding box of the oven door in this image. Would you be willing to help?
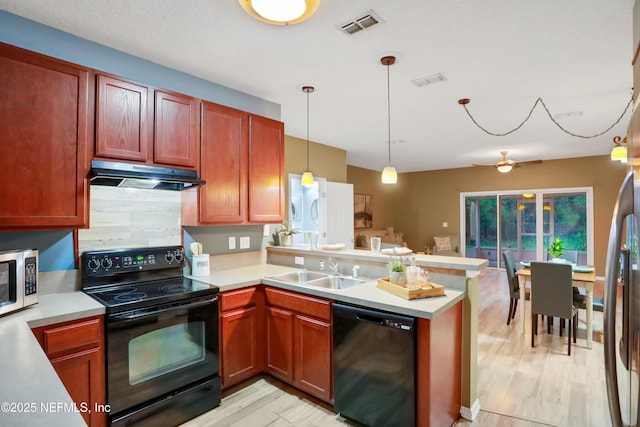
[106,295,219,415]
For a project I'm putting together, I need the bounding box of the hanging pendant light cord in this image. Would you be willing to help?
[458,95,633,138]
[386,61,391,164]
[306,89,310,169]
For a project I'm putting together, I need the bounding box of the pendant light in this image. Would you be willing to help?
[381,56,398,184]
[611,136,628,163]
[301,86,315,186]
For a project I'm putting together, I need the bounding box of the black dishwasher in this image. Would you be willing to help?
[333,302,416,427]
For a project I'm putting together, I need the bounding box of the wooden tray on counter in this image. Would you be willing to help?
[377,278,445,300]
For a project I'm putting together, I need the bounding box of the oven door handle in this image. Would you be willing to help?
[109,296,218,322]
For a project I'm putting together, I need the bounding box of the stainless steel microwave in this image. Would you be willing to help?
[0,249,38,316]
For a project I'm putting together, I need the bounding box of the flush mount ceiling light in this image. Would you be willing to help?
[301,85,315,186]
[239,0,321,26]
[611,135,628,163]
[457,96,632,138]
[381,55,398,185]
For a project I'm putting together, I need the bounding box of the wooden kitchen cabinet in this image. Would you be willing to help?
[220,286,264,389]
[0,42,91,229]
[265,305,295,382]
[264,287,332,402]
[32,315,106,427]
[95,74,198,168]
[182,101,284,225]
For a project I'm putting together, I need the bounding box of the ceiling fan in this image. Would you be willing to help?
[472,151,542,173]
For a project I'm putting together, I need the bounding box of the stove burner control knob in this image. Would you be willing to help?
[165,251,175,264]
[174,249,184,263]
[101,257,113,270]
[87,258,100,271]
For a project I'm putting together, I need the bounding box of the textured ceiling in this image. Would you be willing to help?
[0,0,634,172]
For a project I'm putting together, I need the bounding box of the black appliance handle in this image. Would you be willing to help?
[355,313,385,325]
[109,296,218,323]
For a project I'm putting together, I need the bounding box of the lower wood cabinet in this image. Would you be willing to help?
[220,286,264,389]
[31,315,106,427]
[264,287,332,403]
[220,286,333,403]
[293,314,331,400]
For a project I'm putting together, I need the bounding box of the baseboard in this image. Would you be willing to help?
[460,399,481,421]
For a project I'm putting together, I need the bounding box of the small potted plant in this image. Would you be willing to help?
[387,260,406,285]
[278,220,298,247]
[548,237,565,262]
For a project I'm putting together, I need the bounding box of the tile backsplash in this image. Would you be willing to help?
[78,186,181,254]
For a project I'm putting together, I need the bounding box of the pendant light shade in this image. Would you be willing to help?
[611,136,628,163]
[380,55,397,185]
[302,86,315,186]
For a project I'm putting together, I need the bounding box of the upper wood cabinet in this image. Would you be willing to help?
[248,115,285,223]
[182,101,284,225]
[95,75,148,162]
[95,74,198,169]
[0,42,91,229]
[154,90,199,168]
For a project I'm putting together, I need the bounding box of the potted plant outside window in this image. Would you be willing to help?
[278,221,298,247]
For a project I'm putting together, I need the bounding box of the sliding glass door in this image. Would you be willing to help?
[462,188,592,268]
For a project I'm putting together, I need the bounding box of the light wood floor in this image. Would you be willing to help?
[183,269,611,426]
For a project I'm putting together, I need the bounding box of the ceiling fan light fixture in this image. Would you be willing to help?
[496,164,513,173]
[239,0,321,26]
[381,166,398,184]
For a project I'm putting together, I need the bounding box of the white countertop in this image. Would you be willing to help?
[189,264,464,320]
[1,262,463,425]
[0,292,105,427]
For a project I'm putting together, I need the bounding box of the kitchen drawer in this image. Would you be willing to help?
[221,286,262,311]
[40,317,102,358]
[264,287,331,321]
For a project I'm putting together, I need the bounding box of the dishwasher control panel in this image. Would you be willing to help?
[386,320,413,331]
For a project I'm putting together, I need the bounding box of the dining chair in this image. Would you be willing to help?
[502,251,529,325]
[530,261,578,355]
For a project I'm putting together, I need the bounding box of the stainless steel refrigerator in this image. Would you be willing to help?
[605,133,638,425]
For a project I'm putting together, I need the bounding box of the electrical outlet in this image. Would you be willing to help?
[443,222,448,228]
[263,224,270,237]
[228,237,236,250]
[295,256,304,265]
[240,236,250,249]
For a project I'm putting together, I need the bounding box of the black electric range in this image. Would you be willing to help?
[81,246,221,427]
[81,246,219,313]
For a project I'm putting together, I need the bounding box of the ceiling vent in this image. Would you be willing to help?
[411,73,447,87]
[340,10,383,35]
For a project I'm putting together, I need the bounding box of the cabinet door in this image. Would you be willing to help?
[294,314,332,402]
[221,306,262,389]
[51,348,106,427]
[247,115,284,223]
[0,43,90,228]
[265,305,294,382]
[199,101,248,223]
[96,74,149,162]
[154,90,199,168]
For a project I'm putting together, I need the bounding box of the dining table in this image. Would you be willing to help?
[516,265,596,349]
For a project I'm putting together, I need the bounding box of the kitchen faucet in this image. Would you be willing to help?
[325,257,339,274]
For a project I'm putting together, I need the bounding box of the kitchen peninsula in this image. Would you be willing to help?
[0,249,483,427]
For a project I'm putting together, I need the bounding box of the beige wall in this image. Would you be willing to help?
[284,135,347,183]
[348,156,627,273]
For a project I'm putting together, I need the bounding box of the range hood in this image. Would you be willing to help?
[90,160,205,191]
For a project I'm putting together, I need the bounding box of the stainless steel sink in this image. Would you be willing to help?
[305,275,366,290]
[267,270,331,283]
[267,270,366,290]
